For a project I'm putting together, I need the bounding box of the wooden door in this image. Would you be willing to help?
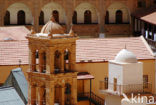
[114,78,117,91]
[77,80,84,96]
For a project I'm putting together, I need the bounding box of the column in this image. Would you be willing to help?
[33,0,40,32]
[138,20,141,32]
[65,0,73,32]
[46,82,54,105]
[46,48,54,74]
[0,10,3,26]
[147,24,150,39]
[131,16,135,35]
[136,19,139,32]
[0,0,4,26]
[99,0,105,34]
[29,47,36,72]
[142,22,146,37]
[61,84,65,105]
[28,84,36,105]
[38,86,45,105]
[60,50,65,72]
[152,25,155,40]
[71,78,77,105]
[69,44,76,70]
[39,50,44,73]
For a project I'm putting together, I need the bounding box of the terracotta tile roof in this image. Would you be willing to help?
[132,6,156,25]
[0,40,28,65]
[76,36,154,62]
[0,26,30,40]
[0,36,154,65]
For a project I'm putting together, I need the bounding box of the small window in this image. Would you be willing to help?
[114,78,117,91]
[116,10,123,24]
[39,11,44,25]
[104,77,108,89]
[72,11,77,24]
[84,10,91,24]
[143,75,148,88]
[105,11,109,24]
[17,10,25,25]
[138,1,142,8]
[4,11,10,25]
[137,0,146,8]
[53,10,59,23]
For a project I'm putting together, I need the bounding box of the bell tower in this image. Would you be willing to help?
[26,17,78,105]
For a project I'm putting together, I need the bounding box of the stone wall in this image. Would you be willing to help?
[0,0,154,36]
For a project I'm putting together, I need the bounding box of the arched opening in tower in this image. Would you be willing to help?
[55,84,62,104]
[65,83,71,105]
[54,50,61,73]
[43,52,46,72]
[64,49,70,71]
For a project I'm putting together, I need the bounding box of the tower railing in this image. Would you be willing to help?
[99,81,152,95]
[29,64,75,74]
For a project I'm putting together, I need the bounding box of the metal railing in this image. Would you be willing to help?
[29,64,74,74]
[78,92,105,105]
[99,81,152,95]
[146,38,156,50]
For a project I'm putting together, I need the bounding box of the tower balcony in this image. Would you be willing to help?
[99,81,152,96]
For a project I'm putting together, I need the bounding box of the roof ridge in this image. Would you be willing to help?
[77,37,140,41]
[0,40,28,42]
[140,36,155,57]
[0,86,14,90]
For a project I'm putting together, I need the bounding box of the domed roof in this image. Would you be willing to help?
[115,49,137,63]
[40,16,64,34]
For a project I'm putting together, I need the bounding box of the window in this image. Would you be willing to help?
[143,75,148,88]
[53,10,59,23]
[72,11,77,24]
[137,0,146,8]
[4,11,10,25]
[138,1,143,8]
[84,10,91,24]
[17,10,25,25]
[114,78,117,91]
[39,11,44,25]
[105,11,109,24]
[104,77,108,89]
[116,10,123,24]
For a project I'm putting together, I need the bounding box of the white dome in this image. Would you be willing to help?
[115,49,137,63]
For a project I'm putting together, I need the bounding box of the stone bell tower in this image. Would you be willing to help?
[26,16,78,105]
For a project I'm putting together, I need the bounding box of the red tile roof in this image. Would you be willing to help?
[0,40,29,65]
[0,36,154,65]
[76,36,154,62]
[132,6,156,25]
[0,26,30,40]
